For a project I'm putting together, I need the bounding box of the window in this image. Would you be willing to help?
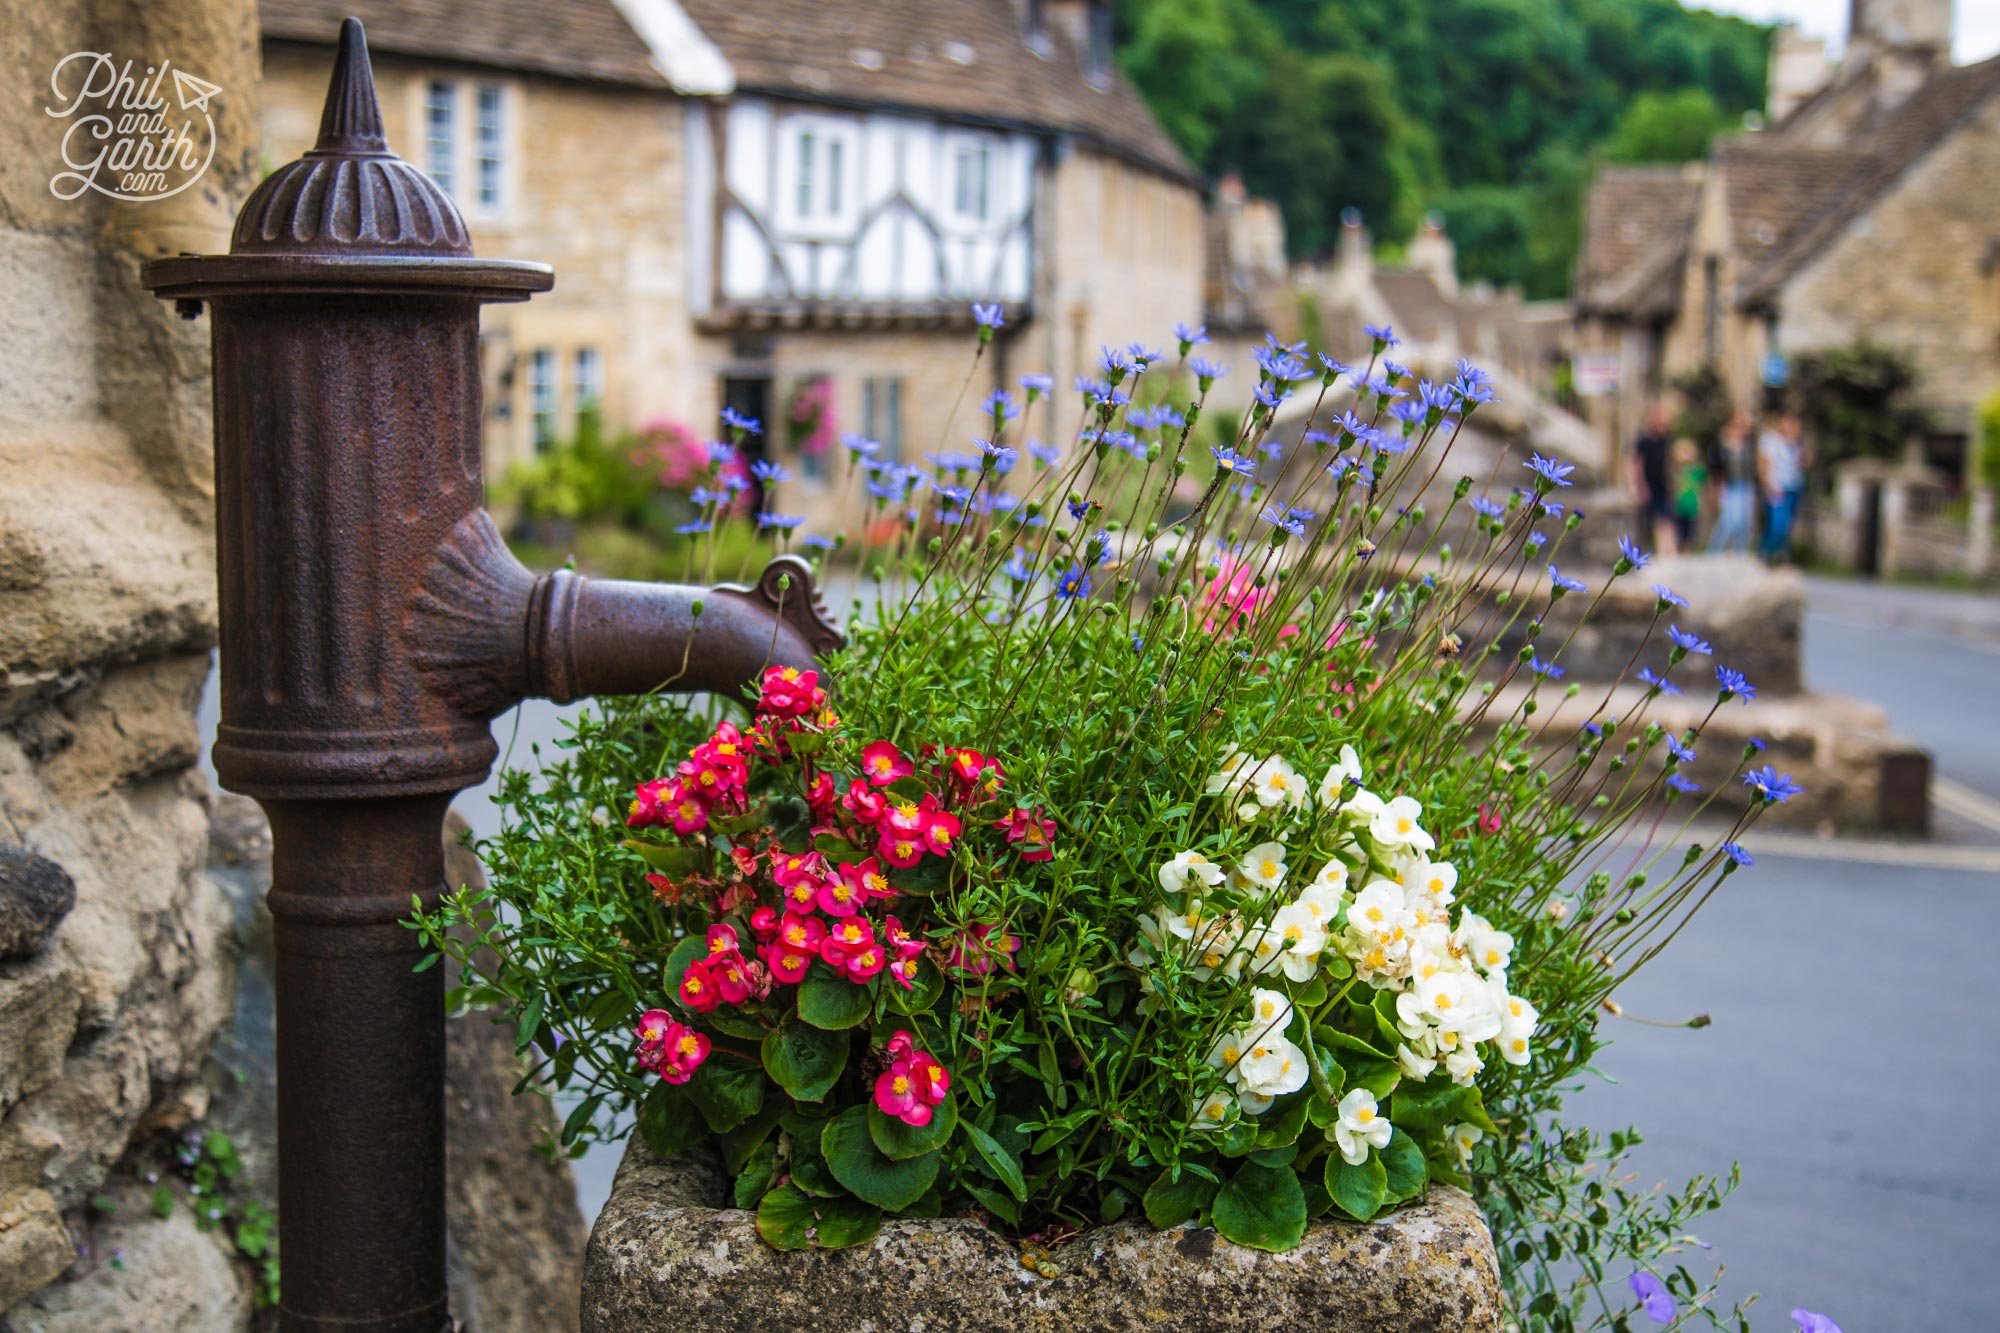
[952,140,991,221]
[424,80,456,196]
[529,348,558,452]
[863,377,903,464]
[572,347,602,423]
[422,80,508,213]
[781,117,858,231]
[474,84,504,209]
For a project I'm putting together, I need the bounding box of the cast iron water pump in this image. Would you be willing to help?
[142,19,839,1331]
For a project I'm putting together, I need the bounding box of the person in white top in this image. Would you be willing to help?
[1757,413,1808,561]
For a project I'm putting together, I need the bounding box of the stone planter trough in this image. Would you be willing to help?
[582,1139,1503,1332]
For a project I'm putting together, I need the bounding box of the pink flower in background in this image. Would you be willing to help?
[786,376,838,455]
[1201,554,1267,634]
[630,419,707,489]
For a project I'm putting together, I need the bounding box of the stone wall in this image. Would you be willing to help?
[1778,94,2000,442]
[3,8,588,1323]
[0,0,257,1310]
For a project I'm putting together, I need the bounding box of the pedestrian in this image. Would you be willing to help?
[1630,400,1677,555]
[1758,412,1808,561]
[1670,437,1706,551]
[1707,409,1756,555]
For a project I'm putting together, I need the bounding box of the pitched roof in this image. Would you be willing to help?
[1574,167,1702,318]
[672,0,1193,183]
[261,0,669,89]
[1740,53,2000,300]
[260,0,1196,185]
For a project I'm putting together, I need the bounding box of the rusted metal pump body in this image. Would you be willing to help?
[142,20,837,1332]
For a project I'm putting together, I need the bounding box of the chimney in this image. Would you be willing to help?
[1767,23,1832,123]
[1337,207,1373,280]
[1047,0,1113,83]
[1848,0,1952,55]
[1407,210,1458,299]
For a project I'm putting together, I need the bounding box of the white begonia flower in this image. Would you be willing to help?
[1331,1088,1393,1165]
[1164,897,1213,941]
[1269,903,1327,982]
[1236,1088,1275,1115]
[1397,1042,1438,1080]
[1188,915,1247,981]
[1317,744,1363,807]
[1249,756,1310,813]
[1409,858,1458,909]
[1496,987,1538,1066]
[1310,857,1350,894]
[1446,1121,1483,1167]
[1443,1045,1484,1085]
[1457,912,1515,976]
[1238,922,1287,976]
[1236,1033,1309,1098]
[1247,987,1294,1037]
[1349,880,1412,940]
[1208,1029,1249,1083]
[1341,787,1387,822]
[1414,969,1469,1026]
[1294,878,1347,931]
[1236,841,1289,891]
[1202,744,1249,795]
[1190,1091,1234,1130]
[1159,850,1226,894]
[1130,907,1175,965]
[1370,795,1435,851]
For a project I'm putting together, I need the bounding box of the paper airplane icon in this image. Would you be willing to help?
[172,68,221,112]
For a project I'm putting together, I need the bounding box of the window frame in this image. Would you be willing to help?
[862,376,903,465]
[775,113,861,238]
[528,348,559,453]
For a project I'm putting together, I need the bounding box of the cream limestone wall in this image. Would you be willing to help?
[1040,149,1209,436]
[1776,94,2000,442]
[261,45,698,478]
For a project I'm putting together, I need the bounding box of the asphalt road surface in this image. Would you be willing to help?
[1564,577,2000,1332]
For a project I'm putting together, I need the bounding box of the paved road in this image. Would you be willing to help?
[1567,577,2000,1332]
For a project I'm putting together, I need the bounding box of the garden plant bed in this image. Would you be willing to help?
[582,1139,1502,1332]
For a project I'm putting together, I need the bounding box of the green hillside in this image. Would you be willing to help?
[1116,0,1770,297]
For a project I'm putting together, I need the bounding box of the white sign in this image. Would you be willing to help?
[1572,353,1621,398]
[46,52,220,203]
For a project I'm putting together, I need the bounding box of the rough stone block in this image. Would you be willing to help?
[0,1189,73,1312]
[0,849,74,960]
[583,1139,1502,1333]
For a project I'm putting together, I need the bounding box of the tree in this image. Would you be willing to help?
[1792,341,1932,466]
[1602,87,1736,163]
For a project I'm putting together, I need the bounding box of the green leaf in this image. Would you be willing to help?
[561,1094,603,1143]
[1392,1080,1498,1134]
[784,1114,841,1198]
[963,1182,1021,1225]
[1254,1095,1310,1150]
[798,968,876,1030]
[761,1019,848,1102]
[821,1106,940,1210]
[637,1080,705,1157]
[886,776,929,801]
[515,992,545,1052]
[1327,1151,1389,1222]
[662,935,707,999]
[685,1054,766,1133]
[733,1141,777,1208]
[964,1121,1028,1201]
[1316,1025,1391,1063]
[753,1183,881,1250]
[705,1008,769,1040]
[813,833,862,860]
[621,839,705,877]
[1211,1161,1308,1252]
[1379,1128,1428,1205]
[1142,1168,1220,1228]
[719,1097,787,1175]
[868,1092,958,1160]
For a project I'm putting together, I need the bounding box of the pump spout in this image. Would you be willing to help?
[529,555,843,703]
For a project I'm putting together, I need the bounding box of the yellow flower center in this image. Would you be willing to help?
[1357,1107,1375,1123]
[1397,816,1414,833]
[1260,860,1279,878]
[892,1076,910,1094]
[678,1035,701,1056]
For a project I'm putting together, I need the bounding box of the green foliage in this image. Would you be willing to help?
[422,329,1773,1327]
[1602,87,1736,164]
[491,409,659,528]
[1794,339,1933,467]
[1978,386,2000,492]
[1116,0,1769,294]
[153,1127,280,1308]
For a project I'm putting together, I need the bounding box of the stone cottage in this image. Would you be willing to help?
[260,0,1208,504]
[1574,0,2000,479]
